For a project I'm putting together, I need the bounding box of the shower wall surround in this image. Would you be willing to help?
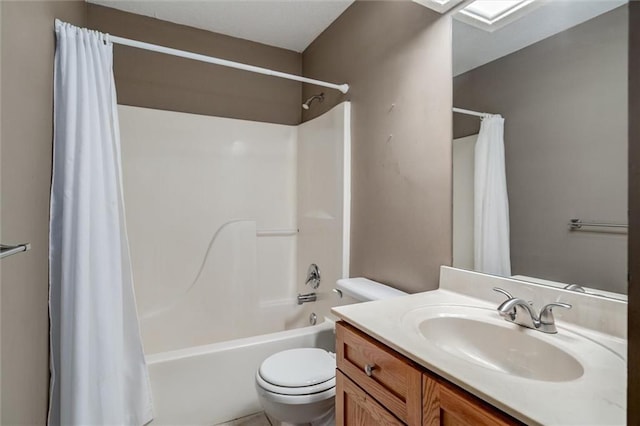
[296,102,351,321]
[119,103,350,354]
[120,106,297,353]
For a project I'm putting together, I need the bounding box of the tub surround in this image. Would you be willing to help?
[332,266,627,425]
[120,103,350,355]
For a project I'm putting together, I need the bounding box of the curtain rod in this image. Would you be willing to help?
[453,107,493,118]
[108,35,350,94]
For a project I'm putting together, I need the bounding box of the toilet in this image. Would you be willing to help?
[255,278,407,425]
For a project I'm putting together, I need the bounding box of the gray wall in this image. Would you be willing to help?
[628,1,639,421]
[302,1,453,293]
[87,4,302,125]
[0,2,86,423]
[453,6,628,293]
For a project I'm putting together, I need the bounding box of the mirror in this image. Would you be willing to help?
[451,0,628,299]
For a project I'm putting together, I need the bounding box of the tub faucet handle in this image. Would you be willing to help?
[306,264,321,289]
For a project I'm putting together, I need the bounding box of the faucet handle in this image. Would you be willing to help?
[305,264,321,289]
[539,302,572,325]
[564,284,586,293]
[493,287,517,321]
[493,287,514,300]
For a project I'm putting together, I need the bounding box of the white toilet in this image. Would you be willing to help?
[255,278,407,425]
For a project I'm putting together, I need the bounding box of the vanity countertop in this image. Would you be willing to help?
[331,267,627,426]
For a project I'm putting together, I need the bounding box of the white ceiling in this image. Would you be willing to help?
[453,0,628,76]
[88,1,626,73]
[87,0,354,53]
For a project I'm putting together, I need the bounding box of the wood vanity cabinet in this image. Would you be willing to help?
[335,321,522,426]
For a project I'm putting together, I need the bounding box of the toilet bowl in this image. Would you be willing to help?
[255,278,408,425]
[255,348,336,425]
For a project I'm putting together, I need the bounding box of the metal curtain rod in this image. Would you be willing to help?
[453,107,492,118]
[109,35,350,94]
[569,219,628,230]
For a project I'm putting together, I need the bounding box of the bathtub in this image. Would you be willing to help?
[146,318,336,425]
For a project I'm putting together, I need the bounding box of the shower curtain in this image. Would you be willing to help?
[474,115,511,276]
[49,20,153,425]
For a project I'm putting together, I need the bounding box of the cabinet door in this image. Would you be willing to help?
[336,322,423,424]
[336,370,404,426]
[423,374,521,426]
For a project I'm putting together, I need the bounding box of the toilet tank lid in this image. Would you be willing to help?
[336,277,407,301]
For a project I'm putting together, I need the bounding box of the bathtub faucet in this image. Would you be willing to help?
[297,292,317,305]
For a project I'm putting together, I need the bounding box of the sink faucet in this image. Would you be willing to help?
[493,287,571,334]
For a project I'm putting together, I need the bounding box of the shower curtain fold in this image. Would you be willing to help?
[474,115,512,276]
[49,20,153,425]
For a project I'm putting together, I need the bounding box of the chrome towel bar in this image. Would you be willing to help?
[1,243,31,259]
[569,219,628,231]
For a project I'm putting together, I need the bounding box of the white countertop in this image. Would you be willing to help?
[331,268,627,426]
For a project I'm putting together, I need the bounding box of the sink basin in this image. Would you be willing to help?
[403,306,585,382]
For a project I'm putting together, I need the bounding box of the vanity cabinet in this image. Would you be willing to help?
[336,321,521,426]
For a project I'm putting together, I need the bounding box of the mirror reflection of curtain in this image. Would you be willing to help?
[474,115,511,276]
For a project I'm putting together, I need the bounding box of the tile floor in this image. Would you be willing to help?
[215,412,273,426]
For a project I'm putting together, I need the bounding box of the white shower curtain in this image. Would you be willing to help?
[474,115,511,276]
[49,20,153,425]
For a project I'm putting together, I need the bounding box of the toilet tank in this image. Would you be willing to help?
[336,277,407,302]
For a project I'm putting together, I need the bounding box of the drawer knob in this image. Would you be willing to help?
[364,363,376,377]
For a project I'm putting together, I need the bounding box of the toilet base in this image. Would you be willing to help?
[268,406,334,426]
[310,407,335,426]
[256,385,335,425]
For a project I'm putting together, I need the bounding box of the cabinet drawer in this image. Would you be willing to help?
[336,370,403,426]
[336,321,422,425]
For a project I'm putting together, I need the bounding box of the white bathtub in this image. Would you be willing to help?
[146,318,336,425]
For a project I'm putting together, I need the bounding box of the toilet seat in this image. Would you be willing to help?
[256,381,336,405]
[256,348,336,396]
[256,372,336,395]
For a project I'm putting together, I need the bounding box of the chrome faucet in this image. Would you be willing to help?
[297,292,317,305]
[493,287,571,334]
[305,264,321,289]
